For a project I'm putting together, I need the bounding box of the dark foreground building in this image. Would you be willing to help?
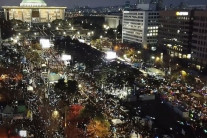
[191,11,207,70]
[159,10,207,71]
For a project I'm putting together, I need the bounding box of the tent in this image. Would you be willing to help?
[111,119,123,125]
[17,105,27,113]
[130,132,142,138]
[190,93,202,99]
[3,105,13,114]
[147,68,165,76]
[27,86,34,91]
[48,73,61,83]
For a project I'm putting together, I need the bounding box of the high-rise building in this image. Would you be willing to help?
[191,11,207,70]
[122,4,159,49]
[2,0,66,23]
[137,0,145,4]
[150,0,163,10]
[158,10,193,59]
[124,1,131,10]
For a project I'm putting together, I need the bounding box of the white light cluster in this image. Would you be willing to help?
[19,130,27,137]
[106,51,117,60]
[176,12,188,16]
[61,54,71,61]
[40,39,50,49]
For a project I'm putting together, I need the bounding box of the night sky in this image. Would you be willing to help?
[0,0,207,8]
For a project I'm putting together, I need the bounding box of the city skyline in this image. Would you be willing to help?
[0,0,207,8]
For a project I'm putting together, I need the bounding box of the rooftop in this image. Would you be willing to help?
[20,0,47,7]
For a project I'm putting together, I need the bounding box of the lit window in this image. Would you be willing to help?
[187,54,191,59]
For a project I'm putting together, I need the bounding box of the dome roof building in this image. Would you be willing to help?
[2,0,66,23]
[20,0,47,7]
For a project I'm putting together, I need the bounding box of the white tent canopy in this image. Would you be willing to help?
[111,119,123,125]
[130,132,142,138]
[48,73,61,83]
[41,64,47,67]
[27,86,34,91]
[147,68,165,76]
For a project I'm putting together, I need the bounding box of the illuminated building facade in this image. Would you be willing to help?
[122,10,159,49]
[159,10,207,70]
[158,11,193,59]
[2,0,66,23]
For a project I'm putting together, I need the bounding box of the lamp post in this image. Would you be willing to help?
[151,56,155,66]
[52,109,59,118]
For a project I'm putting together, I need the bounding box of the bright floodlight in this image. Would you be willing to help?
[40,39,50,49]
[106,51,116,60]
[19,130,27,137]
[61,54,71,61]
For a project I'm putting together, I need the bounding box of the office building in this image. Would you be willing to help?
[122,8,159,49]
[191,11,207,70]
[158,10,193,59]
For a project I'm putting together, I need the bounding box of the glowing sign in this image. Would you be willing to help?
[61,54,71,61]
[176,12,188,16]
[106,51,116,60]
[19,130,27,137]
[40,39,50,49]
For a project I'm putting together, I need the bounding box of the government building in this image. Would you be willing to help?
[2,0,67,23]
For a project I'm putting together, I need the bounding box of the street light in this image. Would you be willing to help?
[151,56,155,66]
[181,70,187,77]
[48,23,51,27]
[78,84,82,88]
[52,110,59,119]
[155,57,160,62]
